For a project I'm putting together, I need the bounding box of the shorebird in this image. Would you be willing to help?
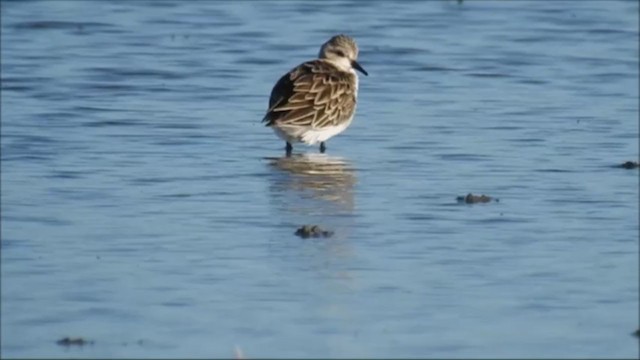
[262,34,367,155]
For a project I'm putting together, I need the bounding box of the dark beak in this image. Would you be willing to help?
[352,60,368,76]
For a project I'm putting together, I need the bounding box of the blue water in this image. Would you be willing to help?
[1,0,638,358]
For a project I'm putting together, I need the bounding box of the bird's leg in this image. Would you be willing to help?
[285,142,293,156]
[319,142,326,153]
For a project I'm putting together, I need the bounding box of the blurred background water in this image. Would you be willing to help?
[1,0,638,358]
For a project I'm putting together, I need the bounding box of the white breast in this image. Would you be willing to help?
[271,113,355,145]
[300,114,354,144]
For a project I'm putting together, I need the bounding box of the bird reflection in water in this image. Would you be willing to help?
[266,153,356,215]
[266,153,359,324]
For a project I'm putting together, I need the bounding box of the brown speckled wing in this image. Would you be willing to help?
[262,60,357,129]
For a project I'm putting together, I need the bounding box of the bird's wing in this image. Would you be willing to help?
[262,60,356,129]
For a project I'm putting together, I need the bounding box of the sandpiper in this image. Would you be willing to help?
[262,34,367,155]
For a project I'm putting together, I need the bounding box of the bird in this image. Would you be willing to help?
[262,34,367,155]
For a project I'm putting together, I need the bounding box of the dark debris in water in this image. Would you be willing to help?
[295,225,334,239]
[56,337,94,347]
[634,329,640,338]
[457,193,498,204]
[619,161,639,169]
[121,339,145,347]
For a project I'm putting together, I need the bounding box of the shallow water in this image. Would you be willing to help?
[1,0,638,358]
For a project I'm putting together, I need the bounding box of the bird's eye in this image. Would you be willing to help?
[335,50,345,57]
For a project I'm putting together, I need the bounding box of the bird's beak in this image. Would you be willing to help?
[352,60,368,76]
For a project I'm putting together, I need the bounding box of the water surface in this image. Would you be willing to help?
[1,0,638,358]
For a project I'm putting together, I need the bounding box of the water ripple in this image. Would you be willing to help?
[1,0,637,358]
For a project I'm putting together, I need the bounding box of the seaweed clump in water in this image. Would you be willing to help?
[56,337,94,346]
[295,225,334,238]
[456,193,498,204]
[620,161,639,169]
